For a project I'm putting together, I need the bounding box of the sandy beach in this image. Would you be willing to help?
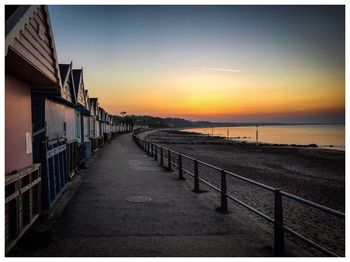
[144,129,345,256]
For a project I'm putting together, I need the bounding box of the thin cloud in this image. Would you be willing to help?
[190,67,241,73]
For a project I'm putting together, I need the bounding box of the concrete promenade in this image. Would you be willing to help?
[11,133,296,257]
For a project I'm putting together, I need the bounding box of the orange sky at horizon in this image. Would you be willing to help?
[85,65,344,122]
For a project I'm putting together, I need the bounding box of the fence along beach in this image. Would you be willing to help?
[142,129,345,256]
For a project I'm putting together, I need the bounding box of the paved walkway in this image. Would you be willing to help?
[13,133,291,256]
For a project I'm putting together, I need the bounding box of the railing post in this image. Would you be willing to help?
[160,147,163,166]
[218,169,228,213]
[274,189,285,256]
[193,160,200,193]
[151,143,154,156]
[178,154,185,180]
[167,150,172,171]
[154,145,157,160]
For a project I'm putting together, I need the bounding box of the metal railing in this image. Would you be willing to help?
[133,134,345,257]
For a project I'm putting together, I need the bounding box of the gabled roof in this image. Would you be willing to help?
[5,5,62,91]
[90,98,99,117]
[84,89,91,111]
[58,62,77,105]
[59,64,70,85]
[72,69,83,95]
[99,107,105,120]
[72,68,90,114]
[90,98,98,107]
[89,98,94,111]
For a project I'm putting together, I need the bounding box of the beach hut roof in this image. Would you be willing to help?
[59,64,70,84]
[90,98,99,117]
[84,89,91,111]
[58,62,77,105]
[72,68,90,114]
[5,5,62,92]
[90,98,98,106]
[72,69,83,94]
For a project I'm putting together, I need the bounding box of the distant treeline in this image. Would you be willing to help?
[115,115,294,128]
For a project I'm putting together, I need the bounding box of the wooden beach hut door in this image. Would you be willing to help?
[43,137,68,209]
[32,124,68,210]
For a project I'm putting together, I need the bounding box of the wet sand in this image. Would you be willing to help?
[144,129,345,256]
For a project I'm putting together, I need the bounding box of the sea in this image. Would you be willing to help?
[181,124,345,150]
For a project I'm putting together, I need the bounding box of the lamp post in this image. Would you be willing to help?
[256,124,259,145]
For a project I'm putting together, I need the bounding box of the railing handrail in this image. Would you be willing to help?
[280,191,345,218]
[141,136,344,216]
[132,133,345,257]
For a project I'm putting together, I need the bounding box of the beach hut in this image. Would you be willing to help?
[31,63,79,210]
[102,110,110,141]
[105,113,109,139]
[72,68,91,161]
[31,60,85,210]
[83,90,92,159]
[105,113,112,140]
[98,107,106,145]
[111,116,117,135]
[88,97,95,144]
[58,62,79,178]
[5,5,61,251]
[90,98,100,152]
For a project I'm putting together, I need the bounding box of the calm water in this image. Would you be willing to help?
[182,124,345,150]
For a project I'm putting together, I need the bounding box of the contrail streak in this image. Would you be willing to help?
[191,67,241,73]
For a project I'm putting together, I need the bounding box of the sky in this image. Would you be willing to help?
[48,5,345,123]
